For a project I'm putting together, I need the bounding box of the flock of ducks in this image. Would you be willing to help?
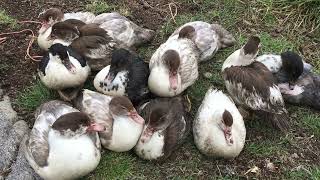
[21,8,319,180]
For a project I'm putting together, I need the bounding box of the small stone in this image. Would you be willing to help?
[0,95,18,124]
[244,165,260,175]
[265,159,276,172]
[291,153,299,159]
[203,72,213,79]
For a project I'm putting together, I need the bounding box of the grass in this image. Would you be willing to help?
[16,80,57,111]
[85,0,114,14]
[285,166,320,180]
[0,9,18,28]
[86,151,136,179]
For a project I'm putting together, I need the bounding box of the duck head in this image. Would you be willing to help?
[52,112,105,137]
[218,110,234,146]
[178,25,196,40]
[109,96,145,125]
[281,51,304,90]
[163,50,180,91]
[240,36,261,65]
[140,107,171,143]
[51,21,81,45]
[104,49,131,84]
[49,44,76,73]
[39,8,64,34]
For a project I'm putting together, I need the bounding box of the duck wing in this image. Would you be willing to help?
[71,36,117,70]
[73,90,114,145]
[223,62,290,131]
[26,101,76,167]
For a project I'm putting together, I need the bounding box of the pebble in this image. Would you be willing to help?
[203,72,213,79]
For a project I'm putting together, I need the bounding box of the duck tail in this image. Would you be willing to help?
[211,24,236,49]
[261,111,291,133]
[135,27,155,45]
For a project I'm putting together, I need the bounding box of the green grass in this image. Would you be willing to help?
[86,0,114,14]
[0,9,18,28]
[16,80,57,111]
[86,151,136,179]
[285,166,320,180]
[289,107,320,137]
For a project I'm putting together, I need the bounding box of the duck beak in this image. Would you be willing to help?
[62,57,76,74]
[129,110,144,125]
[169,72,178,90]
[104,72,116,85]
[223,127,233,146]
[87,123,106,132]
[140,128,153,143]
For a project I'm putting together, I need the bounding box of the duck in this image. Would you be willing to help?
[50,22,120,71]
[73,89,145,152]
[168,21,236,61]
[148,26,200,97]
[94,12,155,48]
[256,51,312,88]
[38,43,90,101]
[257,51,320,110]
[94,48,150,106]
[38,8,95,50]
[193,88,246,159]
[134,96,191,161]
[222,36,290,132]
[24,100,104,180]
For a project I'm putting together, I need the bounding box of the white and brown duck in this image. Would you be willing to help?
[148,26,200,97]
[94,48,150,106]
[193,88,246,159]
[50,22,119,71]
[222,36,291,132]
[257,51,320,110]
[134,96,191,161]
[38,43,90,101]
[93,12,155,48]
[168,21,236,61]
[38,8,95,50]
[73,89,145,152]
[24,100,104,180]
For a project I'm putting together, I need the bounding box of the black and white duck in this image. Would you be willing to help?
[134,96,191,161]
[73,89,145,152]
[168,21,235,61]
[148,26,200,97]
[222,36,291,132]
[257,51,320,110]
[24,100,104,180]
[38,43,90,101]
[193,88,246,159]
[94,48,150,106]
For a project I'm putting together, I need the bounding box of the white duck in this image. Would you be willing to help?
[148,26,200,97]
[38,43,90,100]
[38,8,95,50]
[73,89,145,152]
[24,100,104,180]
[134,96,191,161]
[168,21,235,61]
[193,88,246,159]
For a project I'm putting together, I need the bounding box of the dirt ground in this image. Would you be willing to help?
[0,0,319,179]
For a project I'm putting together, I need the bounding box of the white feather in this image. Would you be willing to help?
[37,27,53,51]
[94,65,128,96]
[193,88,246,159]
[39,53,90,89]
[135,130,165,160]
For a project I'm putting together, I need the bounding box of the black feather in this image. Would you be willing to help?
[39,53,50,76]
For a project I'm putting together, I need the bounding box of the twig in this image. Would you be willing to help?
[168,2,178,24]
[0,37,6,44]
[18,20,42,24]
[0,29,41,62]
